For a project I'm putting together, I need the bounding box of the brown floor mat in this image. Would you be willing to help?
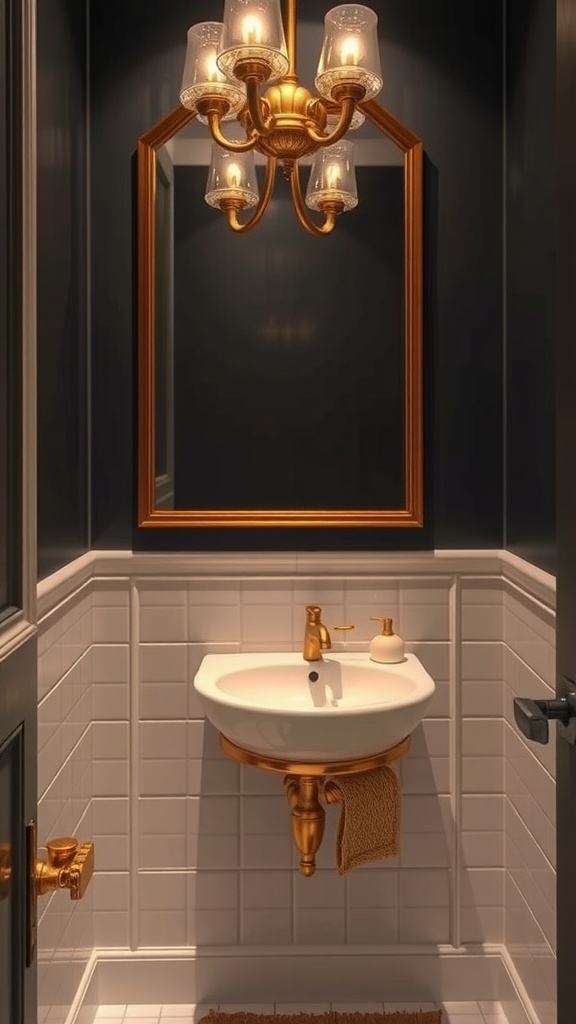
[198,1010,442,1024]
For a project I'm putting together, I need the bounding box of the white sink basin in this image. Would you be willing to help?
[193,652,436,762]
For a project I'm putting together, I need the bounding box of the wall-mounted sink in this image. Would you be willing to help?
[193,652,436,762]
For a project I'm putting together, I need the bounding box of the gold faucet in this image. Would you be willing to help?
[303,605,331,661]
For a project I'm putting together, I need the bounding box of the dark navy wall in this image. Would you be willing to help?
[505,0,556,574]
[37,0,89,578]
[90,0,504,551]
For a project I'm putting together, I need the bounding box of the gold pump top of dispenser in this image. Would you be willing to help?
[369,616,395,636]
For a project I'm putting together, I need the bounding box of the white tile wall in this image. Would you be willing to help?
[503,585,557,1024]
[36,554,557,1024]
[37,586,94,1024]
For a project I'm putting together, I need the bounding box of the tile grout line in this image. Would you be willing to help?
[449,575,463,948]
[129,580,141,950]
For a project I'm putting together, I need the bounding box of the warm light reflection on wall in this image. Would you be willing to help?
[258,315,316,347]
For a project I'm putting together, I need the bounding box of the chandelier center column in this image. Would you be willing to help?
[284,0,297,79]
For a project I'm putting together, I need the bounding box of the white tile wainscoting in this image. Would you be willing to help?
[35,551,556,1024]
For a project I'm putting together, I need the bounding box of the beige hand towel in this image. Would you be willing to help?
[324,765,400,875]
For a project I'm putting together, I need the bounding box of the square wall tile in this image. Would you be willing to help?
[141,606,187,643]
[139,582,187,606]
[241,908,293,944]
[294,907,346,944]
[241,870,292,909]
[188,604,240,643]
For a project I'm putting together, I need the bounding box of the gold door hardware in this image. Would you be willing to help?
[333,624,355,634]
[219,731,410,875]
[36,836,95,899]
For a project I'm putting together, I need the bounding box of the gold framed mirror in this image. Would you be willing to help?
[137,99,423,529]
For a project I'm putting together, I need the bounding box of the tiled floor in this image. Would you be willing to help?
[93,1002,509,1024]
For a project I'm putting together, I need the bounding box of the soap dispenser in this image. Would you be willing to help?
[369,617,405,664]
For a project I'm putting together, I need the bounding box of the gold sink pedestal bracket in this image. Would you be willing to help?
[219,733,410,876]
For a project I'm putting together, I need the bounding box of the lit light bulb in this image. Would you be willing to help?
[226,162,242,188]
[205,51,220,82]
[326,163,342,191]
[242,14,263,44]
[340,35,359,66]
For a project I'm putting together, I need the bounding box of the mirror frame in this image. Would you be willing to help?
[137,99,424,528]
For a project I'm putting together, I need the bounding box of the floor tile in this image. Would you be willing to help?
[443,1015,484,1024]
[441,1005,481,1015]
[160,1010,197,1018]
[125,1010,162,1018]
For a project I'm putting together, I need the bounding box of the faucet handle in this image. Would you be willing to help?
[306,605,322,621]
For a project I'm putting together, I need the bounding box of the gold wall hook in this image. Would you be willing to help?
[36,836,94,899]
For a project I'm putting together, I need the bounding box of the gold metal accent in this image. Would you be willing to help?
[303,604,331,661]
[137,101,423,529]
[284,775,325,876]
[26,820,37,967]
[370,616,394,636]
[222,156,278,234]
[0,841,10,901]
[220,730,411,776]
[219,732,410,875]
[289,162,342,236]
[333,624,355,632]
[35,836,95,900]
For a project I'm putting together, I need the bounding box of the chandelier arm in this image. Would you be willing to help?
[306,98,356,147]
[289,163,338,237]
[207,111,258,153]
[225,157,278,234]
[246,77,273,135]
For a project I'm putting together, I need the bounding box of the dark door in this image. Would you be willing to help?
[557,1,576,1019]
[0,0,37,1019]
[0,638,38,1024]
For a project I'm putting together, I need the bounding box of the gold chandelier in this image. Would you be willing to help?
[179,1,383,235]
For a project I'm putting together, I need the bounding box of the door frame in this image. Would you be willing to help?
[0,0,36,661]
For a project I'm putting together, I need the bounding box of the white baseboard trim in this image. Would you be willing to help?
[69,946,536,1024]
[61,951,98,1024]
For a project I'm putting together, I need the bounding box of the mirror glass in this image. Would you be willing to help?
[138,101,423,529]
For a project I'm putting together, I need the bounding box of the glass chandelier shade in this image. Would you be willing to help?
[205,144,260,209]
[217,0,290,82]
[305,140,358,212]
[180,22,246,122]
[326,105,365,131]
[315,5,383,102]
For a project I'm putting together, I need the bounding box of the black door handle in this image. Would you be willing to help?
[513,697,570,744]
[513,677,576,745]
